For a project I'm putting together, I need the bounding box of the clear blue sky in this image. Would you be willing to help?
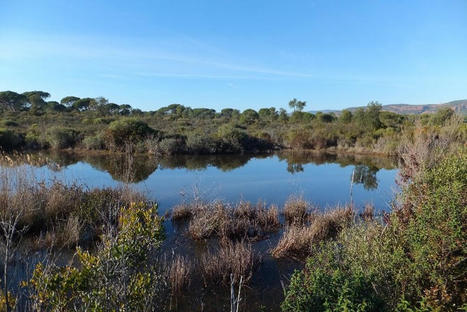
[1,0,466,111]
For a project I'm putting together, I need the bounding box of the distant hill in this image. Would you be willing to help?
[310,100,467,115]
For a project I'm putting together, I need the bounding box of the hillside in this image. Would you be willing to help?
[311,100,467,115]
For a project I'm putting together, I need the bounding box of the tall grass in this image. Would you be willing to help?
[201,240,259,285]
[272,206,354,258]
[0,163,145,248]
[173,200,281,241]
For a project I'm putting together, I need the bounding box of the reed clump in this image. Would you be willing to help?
[0,167,146,248]
[168,254,193,294]
[283,196,311,225]
[201,240,258,285]
[272,206,354,258]
[360,203,375,221]
[182,200,280,241]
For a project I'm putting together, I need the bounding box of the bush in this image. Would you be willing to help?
[185,132,218,154]
[82,133,106,150]
[29,202,168,311]
[47,127,80,149]
[157,136,186,155]
[0,128,23,150]
[1,120,18,127]
[282,244,385,312]
[105,119,157,150]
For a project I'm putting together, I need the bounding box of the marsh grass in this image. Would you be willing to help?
[201,240,259,285]
[360,203,374,221]
[272,206,354,258]
[283,196,311,225]
[168,254,193,294]
[0,163,146,248]
[182,200,281,241]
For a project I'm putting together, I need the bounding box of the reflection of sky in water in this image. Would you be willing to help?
[6,155,398,214]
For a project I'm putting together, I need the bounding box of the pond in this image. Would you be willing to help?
[3,151,399,311]
[11,151,399,214]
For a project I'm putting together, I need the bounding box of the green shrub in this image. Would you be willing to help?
[158,137,186,155]
[82,133,106,150]
[1,120,18,127]
[282,243,386,312]
[47,127,80,149]
[0,128,23,150]
[29,202,168,311]
[105,119,157,150]
[186,132,218,154]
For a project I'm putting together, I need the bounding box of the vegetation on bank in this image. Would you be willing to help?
[281,118,466,311]
[1,90,463,155]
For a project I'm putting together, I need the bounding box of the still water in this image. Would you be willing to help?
[13,151,399,214]
[3,151,399,311]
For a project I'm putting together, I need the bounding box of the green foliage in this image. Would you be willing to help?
[0,128,23,150]
[240,109,259,125]
[430,107,455,126]
[288,98,307,112]
[282,244,385,312]
[105,119,156,150]
[47,127,80,149]
[1,89,462,156]
[83,133,106,150]
[29,202,167,312]
[0,91,28,112]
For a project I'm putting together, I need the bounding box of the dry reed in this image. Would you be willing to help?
[169,254,192,294]
[283,196,310,225]
[186,201,280,241]
[201,240,258,285]
[272,206,354,258]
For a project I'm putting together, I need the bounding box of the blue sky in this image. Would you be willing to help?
[1,0,466,111]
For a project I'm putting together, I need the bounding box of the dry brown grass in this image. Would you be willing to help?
[0,166,145,248]
[360,203,374,221]
[186,201,280,241]
[201,240,258,285]
[283,196,310,225]
[171,204,193,220]
[188,201,229,239]
[169,255,192,294]
[272,206,354,258]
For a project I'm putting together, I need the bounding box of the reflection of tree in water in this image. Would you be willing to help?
[84,154,158,183]
[287,163,304,174]
[352,165,379,190]
[158,154,252,172]
[277,150,396,176]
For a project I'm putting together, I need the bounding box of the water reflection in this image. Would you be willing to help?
[4,151,397,184]
[1,151,398,213]
[353,165,379,190]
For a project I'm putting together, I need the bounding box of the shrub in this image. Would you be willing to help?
[105,119,157,150]
[281,243,386,312]
[82,133,106,150]
[0,129,23,150]
[1,120,18,127]
[47,127,80,149]
[185,132,218,154]
[29,202,168,311]
[157,137,186,155]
